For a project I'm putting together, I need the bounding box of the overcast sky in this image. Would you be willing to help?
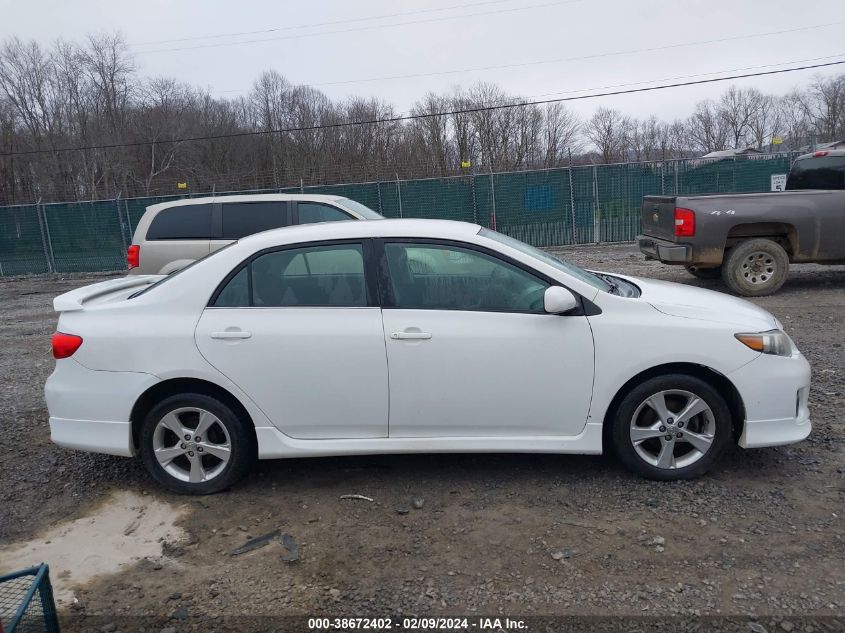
[2,0,844,121]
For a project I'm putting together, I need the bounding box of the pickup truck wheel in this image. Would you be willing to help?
[684,265,722,280]
[721,239,789,297]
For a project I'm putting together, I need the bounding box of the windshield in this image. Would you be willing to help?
[478,228,611,293]
[130,242,237,298]
[338,199,384,219]
[786,156,845,190]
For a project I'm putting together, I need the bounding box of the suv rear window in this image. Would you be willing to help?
[147,204,214,240]
[786,156,845,190]
[222,201,289,239]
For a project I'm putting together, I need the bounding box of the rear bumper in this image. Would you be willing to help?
[45,359,158,457]
[637,236,691,263]
[729,353,812,449]
[50,417,134,456]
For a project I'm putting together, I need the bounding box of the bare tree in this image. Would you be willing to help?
[585,107,629,163]
[629,116,663,162]
[718,86,764,148]
[802,74,845,142]
[685,100,728,153]
[408,93,453,175]
[1,31,845,205]
[466,83,514,170]
[748,94,781,151]
[541,102,580,167]
[449,88,478,170]
[778,91,811,151]
[128,78,194,194]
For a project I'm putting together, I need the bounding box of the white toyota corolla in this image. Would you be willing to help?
[46,219,811,493]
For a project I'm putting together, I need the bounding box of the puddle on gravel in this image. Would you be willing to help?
[0,491,186,605]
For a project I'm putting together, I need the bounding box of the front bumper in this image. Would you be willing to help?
[728,352,812,449]
[45,359,159,457]
[637,236,691,263]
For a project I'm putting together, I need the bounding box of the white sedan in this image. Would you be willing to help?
[45,219,811,493]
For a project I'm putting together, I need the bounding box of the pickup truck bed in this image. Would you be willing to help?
[638,150,845,296]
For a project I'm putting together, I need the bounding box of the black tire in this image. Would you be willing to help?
[721,239,789,296]
[139,393,255,494]
[684,265,722,280]
[610,374,732,480]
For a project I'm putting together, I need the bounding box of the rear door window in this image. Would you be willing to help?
[222,201,290,239]
[210,242,369,308]
[252,244,367,307]
[146,204,214,240]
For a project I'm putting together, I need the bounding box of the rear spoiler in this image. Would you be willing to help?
[53,275,164,312]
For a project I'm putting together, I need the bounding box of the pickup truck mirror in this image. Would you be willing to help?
[544,286,579,314]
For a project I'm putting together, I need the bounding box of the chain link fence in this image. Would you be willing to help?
[0,153,798,276]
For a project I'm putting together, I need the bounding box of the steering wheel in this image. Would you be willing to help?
[488,266,547,311]
[516,285,547,312]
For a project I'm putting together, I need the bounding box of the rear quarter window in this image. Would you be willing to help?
[297,203,353,224]
[146,204,214,240]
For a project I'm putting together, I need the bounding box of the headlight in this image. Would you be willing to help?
[734,329,794,357]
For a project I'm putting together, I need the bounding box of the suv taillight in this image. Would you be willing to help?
[674,207,695,237]
[52,332,83,359]
[127,245,140,269]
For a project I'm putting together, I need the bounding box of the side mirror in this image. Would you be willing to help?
[544,286,579,314]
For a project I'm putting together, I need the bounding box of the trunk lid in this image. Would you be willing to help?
[53,275,164,312]
[641,196,678,240]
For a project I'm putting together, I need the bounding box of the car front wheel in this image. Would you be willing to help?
[611,375,732,480]
[139,393,255,494]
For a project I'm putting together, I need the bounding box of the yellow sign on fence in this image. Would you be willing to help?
[176,182,187,189]
[460,160,471,168]
[771,136,783,145]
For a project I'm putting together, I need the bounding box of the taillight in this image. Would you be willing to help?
[127,245,140,269]
[674,207,695,237]
[52,332,83,359]
[814,150,829,157]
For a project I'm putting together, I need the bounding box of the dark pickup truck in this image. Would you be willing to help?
[638,149,845,296]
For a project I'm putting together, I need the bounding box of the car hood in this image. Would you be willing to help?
[614,274,779,330]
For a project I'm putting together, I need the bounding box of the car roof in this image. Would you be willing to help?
[144,193,348,213]
[237,218,482,249]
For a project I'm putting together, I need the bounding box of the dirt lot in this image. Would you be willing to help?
[1,243,843,632]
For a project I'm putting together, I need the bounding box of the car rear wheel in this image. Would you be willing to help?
[139,393,255,494]
[684,265,722,280]
[721,239,789,296]
[611,374,732,480]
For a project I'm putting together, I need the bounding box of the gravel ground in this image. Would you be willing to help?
[0,243,843,632]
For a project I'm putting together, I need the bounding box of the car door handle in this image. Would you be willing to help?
[390,331,432,340]
[211,331,252,339]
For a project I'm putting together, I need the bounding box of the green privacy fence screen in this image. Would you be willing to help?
[0,153,798,276]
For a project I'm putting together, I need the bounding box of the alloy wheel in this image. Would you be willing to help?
[152,407,231,483]
[629,390,716,470]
